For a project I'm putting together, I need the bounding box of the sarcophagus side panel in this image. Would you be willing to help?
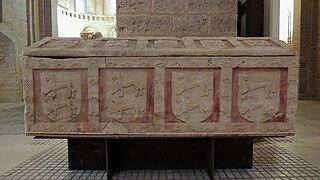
[23,37,298,137]
[165,68,220,123]
[232,68,288,123]
[33,70,88,123]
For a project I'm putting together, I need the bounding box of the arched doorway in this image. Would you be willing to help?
[0,32,18,102]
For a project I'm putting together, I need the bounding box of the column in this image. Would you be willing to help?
[51,0,58,37]
[96,0,104,15]
[104,0,116,15]
[293,0,320,99]
[83,0,95,14]
[69,0,75,11]
[264,0,280,38]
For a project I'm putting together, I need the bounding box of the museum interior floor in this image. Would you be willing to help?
[0,101,319,179]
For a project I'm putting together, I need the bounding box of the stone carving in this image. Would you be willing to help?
[172,71,213,123]
[154,40,180,48]
[105,40,129,48]
[200,40,227,49]
[23,37,297,136]
[245,40,278,47]
[138,61,150,68]
[238,72,280,122]
[41,72,81,122]
[110,72,145,97]
[80,32,102,40]
[106,71,147,123]
[40,39,79,48]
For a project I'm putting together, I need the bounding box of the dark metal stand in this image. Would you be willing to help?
[214,138,253,169]
[68,138,253,180]
[68,139,106,170]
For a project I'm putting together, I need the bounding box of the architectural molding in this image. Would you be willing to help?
[264,0,280,38]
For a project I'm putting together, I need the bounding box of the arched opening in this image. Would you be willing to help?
[57,0,116,37]
[0,32,18,102]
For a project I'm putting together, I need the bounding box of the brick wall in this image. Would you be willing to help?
[116,0,238,37]
[293,0,320,99]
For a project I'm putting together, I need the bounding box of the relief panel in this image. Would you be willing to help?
[165,69,220,123]
[148,39,185,49]
[199,40,228,49]
[40,39,79,48]
[240,39,280,48]
[34,70,88,122]
[232,68,288,123]
[100,69,154,123]
[104,39,137,48]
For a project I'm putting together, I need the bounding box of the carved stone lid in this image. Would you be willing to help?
[24,37,295,57]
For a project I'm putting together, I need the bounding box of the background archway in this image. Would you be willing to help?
[0,32,18,102]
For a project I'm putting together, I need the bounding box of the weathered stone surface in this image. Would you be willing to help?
[100,68,154,123]
[24,37,295,57]
[215,0,238,13]
[173,16,208,37]
[116,0,238,37]
[33,70,88,123]
[117,16,171,36]
[232,69,286,123]
[117,0,151,14]
[187,0,237,13]
[0,0,28,102]
[166,69,220,123]
[0,33,18,102]
[210,15,237,36]
[23,37,298,137]
[153,0,185,13]
[186,0,216,13]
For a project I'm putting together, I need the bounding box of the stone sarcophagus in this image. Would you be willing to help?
[23,37,298,137]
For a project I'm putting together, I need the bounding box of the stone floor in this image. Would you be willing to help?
[0,101,319,179]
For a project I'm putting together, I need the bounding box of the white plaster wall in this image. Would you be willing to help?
[279,0,294,43]
[57,6,116,37]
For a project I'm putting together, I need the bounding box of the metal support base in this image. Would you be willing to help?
[68,138,253,180]
[214,138,253,169]
[68,139,106,170]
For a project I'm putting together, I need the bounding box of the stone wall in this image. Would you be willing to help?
[0,0,28,102]
[293,0,320,99]
[116,0,238,37]
[0,33,18,102]
[318,0,320,98]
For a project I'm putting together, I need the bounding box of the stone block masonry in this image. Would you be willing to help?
[116,0,238,37]
[0,31,18,102]
[0,0,29,102]
[293,0,320,99]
